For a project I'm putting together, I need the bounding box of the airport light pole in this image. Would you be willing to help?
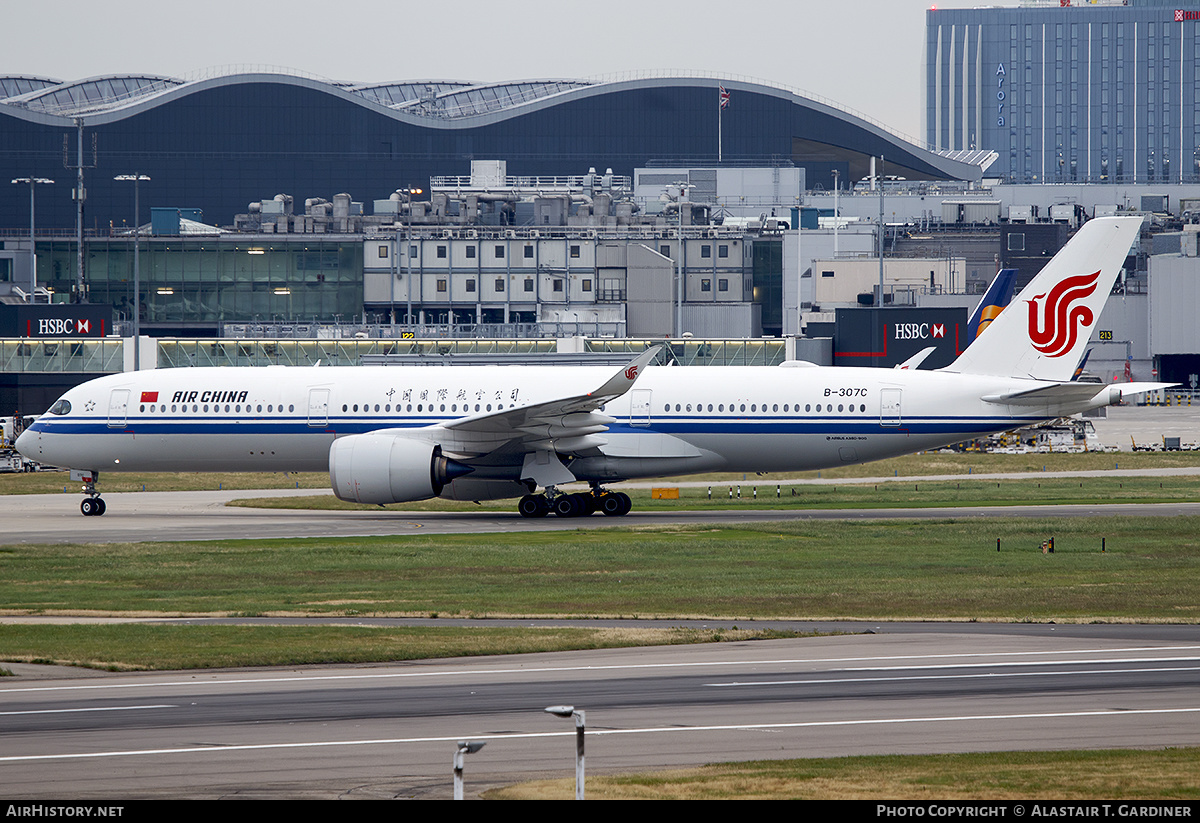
[452,740,485,800]
[877,156,885,307]
[114,174,150,370]
[11,177,54,302]
[545,705,585,799]
[667,182,694,337]
[397,186,423,330]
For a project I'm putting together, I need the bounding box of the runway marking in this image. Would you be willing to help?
[0,705,174,716]
[1,706,1198,763]
[707,664,1200,687]
[2,646,1198,694]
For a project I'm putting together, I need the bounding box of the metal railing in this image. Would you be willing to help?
[220,321,627,340]
[0,339,123,373]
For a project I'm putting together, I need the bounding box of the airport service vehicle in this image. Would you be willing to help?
[0,415,37,473]
[18,217,1165,518]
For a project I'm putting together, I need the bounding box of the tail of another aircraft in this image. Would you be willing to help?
[945,216,1143,382]
[966,267,1017,342]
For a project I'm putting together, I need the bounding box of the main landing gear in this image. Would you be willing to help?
[517,486,632,518]
[79,473,106,517]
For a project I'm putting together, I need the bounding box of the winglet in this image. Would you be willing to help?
[894,346,936,370]
[590,345,661,400]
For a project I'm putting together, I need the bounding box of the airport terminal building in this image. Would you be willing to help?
[1,71,981,241]
[2,62,1200,414]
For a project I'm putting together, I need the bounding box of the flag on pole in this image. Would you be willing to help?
[719,85,730,109]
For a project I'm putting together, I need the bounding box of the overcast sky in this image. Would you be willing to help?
[3,0,980,140]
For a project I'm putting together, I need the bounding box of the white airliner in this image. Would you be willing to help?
[18,216,1166,518]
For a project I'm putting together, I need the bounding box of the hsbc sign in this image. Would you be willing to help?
[894,323,947,340]
[36,318,94,335]
[1,305,112,339]
[833,307,967,370]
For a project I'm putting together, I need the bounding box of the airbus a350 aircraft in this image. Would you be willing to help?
[18,216,1166,518]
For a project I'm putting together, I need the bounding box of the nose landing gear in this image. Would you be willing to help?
[81,496,106,517]
[75,471,106,516]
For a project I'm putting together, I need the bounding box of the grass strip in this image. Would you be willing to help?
[485,748,1200,800]
[1,518,1197,621]
[0,624,803,671]
[227,475,1200,512]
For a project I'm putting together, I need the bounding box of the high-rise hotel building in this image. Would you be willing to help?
[927,0,1200,183]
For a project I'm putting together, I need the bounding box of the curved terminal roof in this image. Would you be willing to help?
[0,68,968,166]
[0,75,61,101]
[347,80,476,108]
[1,68,989,232]
[10,74,183,116]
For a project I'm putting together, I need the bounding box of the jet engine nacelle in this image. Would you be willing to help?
[329,433,473,505]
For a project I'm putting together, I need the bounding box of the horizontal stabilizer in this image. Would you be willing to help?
[983,383,1111,406]
[984,381,1175,407]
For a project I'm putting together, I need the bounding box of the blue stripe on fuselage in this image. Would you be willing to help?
[30,414,1045,438]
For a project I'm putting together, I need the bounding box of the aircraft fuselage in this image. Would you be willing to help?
[19,363,1061,481]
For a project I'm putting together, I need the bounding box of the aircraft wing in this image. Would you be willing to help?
[396,346,661,461]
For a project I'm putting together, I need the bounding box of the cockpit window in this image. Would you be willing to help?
[48,399,72,415]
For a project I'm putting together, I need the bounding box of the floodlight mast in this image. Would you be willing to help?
[10,177,54,302]
[114,174,151,370]
[397,186,423,328]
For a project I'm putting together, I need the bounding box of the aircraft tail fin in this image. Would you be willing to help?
[944,216,1142,382]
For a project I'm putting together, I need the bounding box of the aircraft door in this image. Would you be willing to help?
[307,388,330,427]
[107,389,130,428]
[630,389,651,427]
[880,388,902,427]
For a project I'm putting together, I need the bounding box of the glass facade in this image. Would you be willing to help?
[156,337,786,368]
[28,237,362,327]
[928,1,1200,183]
[751,239,784,336]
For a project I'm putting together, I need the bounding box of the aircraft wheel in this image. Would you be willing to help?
[95,498,106,516]
[81,498,99,517]
[600,494,625,516]
[518,494,549,518]
[576,493,598,515]
[614,492,632,516]
[553,494,584,518]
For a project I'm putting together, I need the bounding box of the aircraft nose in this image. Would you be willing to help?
[14,428,34,457]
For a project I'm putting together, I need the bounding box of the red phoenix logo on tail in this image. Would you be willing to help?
[1027,270,1100,358]
[624,365,639,380]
